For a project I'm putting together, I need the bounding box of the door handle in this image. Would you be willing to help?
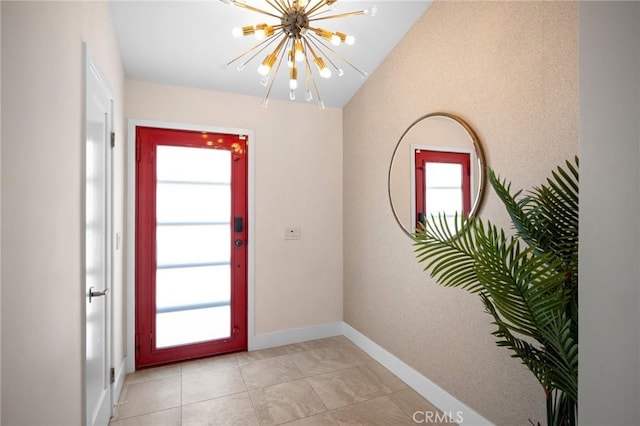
[88,286,110,303]
[234,239,244,247]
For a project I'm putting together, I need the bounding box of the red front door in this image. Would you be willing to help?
[415,149,471,227]
[135,126,247,368]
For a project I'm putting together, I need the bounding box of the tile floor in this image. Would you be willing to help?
[110,336,454,425]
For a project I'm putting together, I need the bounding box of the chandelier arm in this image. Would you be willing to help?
[308,10,367,21]
[270,33,290,58]
[305,0,331,17]
[305,34,340,72]
[262,39,289,104]
[307,33,368,78]
[302,40,324,107]
[226,31,284,66]
[232,2,282,19]
[264,0,287,15]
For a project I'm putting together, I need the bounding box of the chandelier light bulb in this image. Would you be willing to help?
[289,67,298,90]
[305,90,313,102]
[295,41,305,62]
[254,24,269,40]
[258,53,277,76]
[345,35,355,45]
[338,68,344,77]
[257,64,270,76]
[289,89,296,100]
[287,50,294,68]
[232,27,243,38]
[314,57,331,78]
[331,34,341,46]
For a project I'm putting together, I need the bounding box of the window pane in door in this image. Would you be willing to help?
[157,145,231,183]
[155,146,232,349]
[425,162,463,215]
[157,183,230,224]
[156,224,230,266]
[156,265,230,310]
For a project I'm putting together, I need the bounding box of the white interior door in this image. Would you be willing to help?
[85,53,113,426]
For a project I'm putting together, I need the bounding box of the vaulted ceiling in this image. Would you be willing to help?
[109,0,432,107]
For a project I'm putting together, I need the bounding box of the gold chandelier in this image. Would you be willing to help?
[220,0,375,108]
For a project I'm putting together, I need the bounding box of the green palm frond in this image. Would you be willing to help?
[540,316,578,401]
[414,158,579,426]
[481,294,550,385]
[415,214,481,293]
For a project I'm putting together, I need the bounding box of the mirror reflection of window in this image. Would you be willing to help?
[415,149,471,229]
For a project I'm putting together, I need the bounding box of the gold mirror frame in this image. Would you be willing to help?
[388,112,487,238]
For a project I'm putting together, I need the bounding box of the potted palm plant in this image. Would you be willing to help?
[414,158,578,426]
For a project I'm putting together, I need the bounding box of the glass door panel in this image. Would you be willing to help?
[155,146,232,349]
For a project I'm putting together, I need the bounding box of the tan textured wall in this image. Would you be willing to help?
[1,1,124,423]
[125,80,344,336]
[343,1,578,424]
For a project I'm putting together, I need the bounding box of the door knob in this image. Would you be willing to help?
[88,286,110,303]
[234,239,244,247]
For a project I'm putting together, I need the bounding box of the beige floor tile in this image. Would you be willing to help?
[113,376,181,420]
[181,353,238,375]
[329,396,415,425]
[109,407,181,426]
[388,388,459,425]
[236,346,290,366]
[123,364,182,386]
[281,412,338,425]
[240,354,304,389]
[182,392,259,426]
[306,364,405,410]
[109,337,454,426]
[333,342,375,365]
[360,362,408,392]
[182,363,246,405]
[284,339,334,354]
[289,346,357,377]
[323,335,351,346]
[249,379,327,425]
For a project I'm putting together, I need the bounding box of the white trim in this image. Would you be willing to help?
[250,322,343,350]
[83,43,115,426]
[342,322,493,426]
[125,119,256,373]
[111,357,127,409]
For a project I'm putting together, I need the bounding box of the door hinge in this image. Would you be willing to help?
[110,131,115,148]
[110,367,115,384]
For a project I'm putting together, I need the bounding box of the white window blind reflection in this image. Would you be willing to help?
[425,162,463,234]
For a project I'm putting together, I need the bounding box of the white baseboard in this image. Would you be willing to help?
[111,357,127,414]
[342,322,492,426]
[249,321,343,350]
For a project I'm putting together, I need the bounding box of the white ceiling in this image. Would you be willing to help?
[109,0,432,108]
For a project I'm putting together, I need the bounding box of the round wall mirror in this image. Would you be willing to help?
[388,112,487,238]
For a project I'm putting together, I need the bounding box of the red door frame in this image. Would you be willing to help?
[415,149,471,227]
[135,126,247,368]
